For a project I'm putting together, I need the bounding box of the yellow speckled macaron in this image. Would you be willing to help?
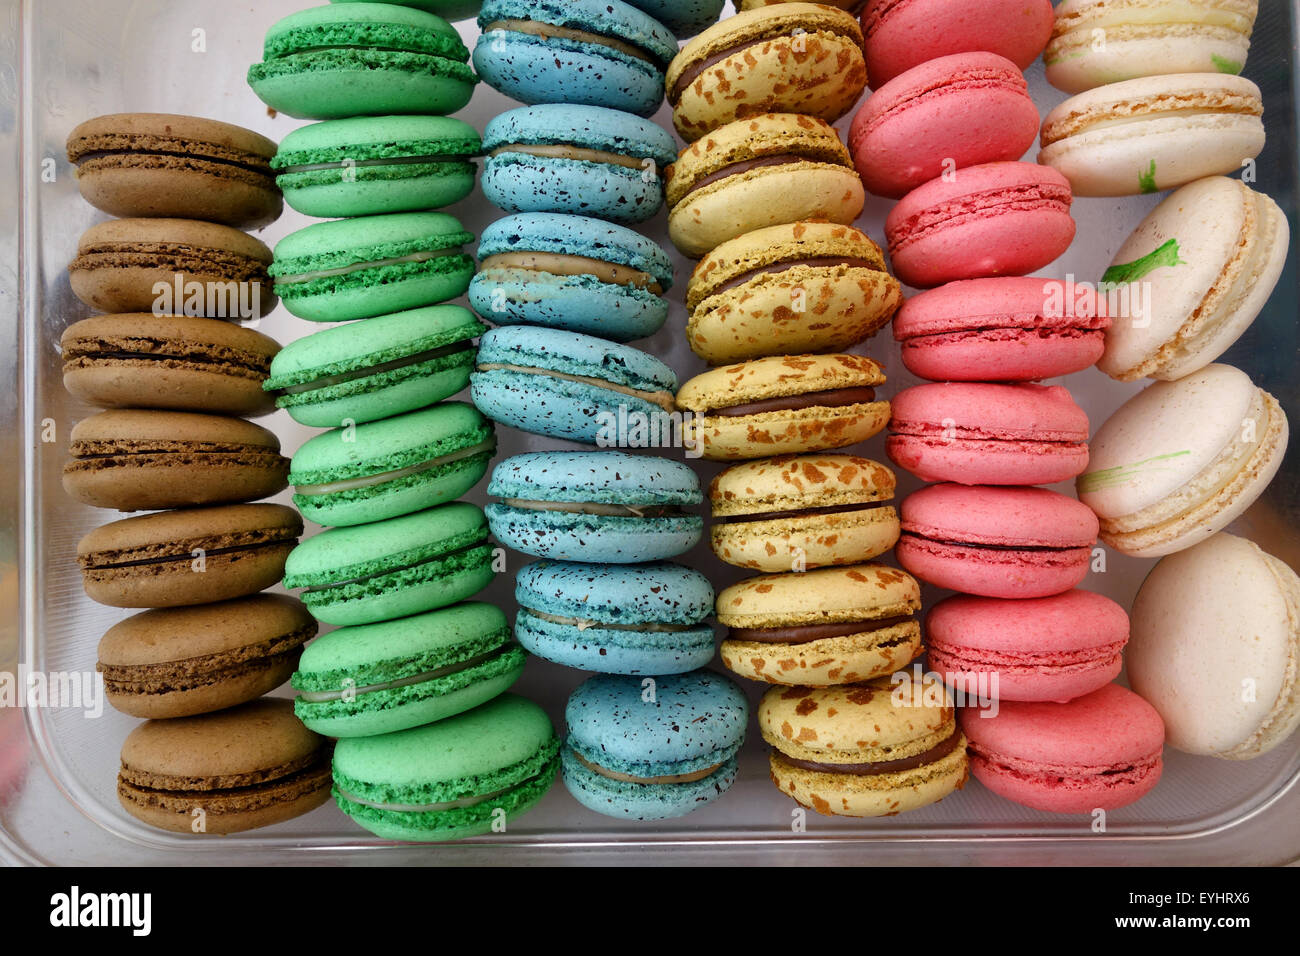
[758,676,969,817]
[676,353,888,461]
[665,113,865,259]
[716,564,921,685]
[687,221,901,365]
[667,3,867,142]
[710,454,899,571]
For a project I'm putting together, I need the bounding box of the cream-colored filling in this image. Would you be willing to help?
[337,777,536,813]
[522,608,698,633]
[483,19,656,65]
[476,363,676,413]
[490,143,654,174]
[280,155,470,174]
[573,752,723,785]
[479,252,662,293]
[502,498,664,517]
[297,648,506,703]
[1042,93,1261,145]
[277,249,463,284]
[294,440,496,496]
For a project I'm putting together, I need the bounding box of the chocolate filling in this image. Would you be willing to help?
[709,387,877,418]
[685,154,811,195]
[727,615,913,645]
[717,501,892,523]
[778,729,961,776]
[86,538,292,571]
[75,148,274,178]
[711,257,883,295]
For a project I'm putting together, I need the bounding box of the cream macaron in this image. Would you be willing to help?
[1038,73,1264,196]
[1098,176,1288,382]
[758,675,969,817]
[676,353,890,461]
[1077,363,1288,558]
[716,564,921,685]
[1127,532,1300,759]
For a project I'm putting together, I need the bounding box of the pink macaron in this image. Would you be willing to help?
[849,52,1040,199]
[887,382,1090,486]
[861,0,1055,90]
[885,162,1076,289]
[893,277,1111,382]
[927,590,1129,703]
[961,683,1165,813]
[897,483,1098,598]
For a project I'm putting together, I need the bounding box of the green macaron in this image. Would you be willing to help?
[283,501,494,627]
[264,305,485,428]
[247,4,477,120]
[288,401,495,527]
[273,115,482,218]
[332,693,560,841]
[269,211,475,322]
[292,601,526,738]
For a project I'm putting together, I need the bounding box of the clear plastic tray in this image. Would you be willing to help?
[3,0,1298,865]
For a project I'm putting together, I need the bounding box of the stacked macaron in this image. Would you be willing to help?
[61,112,337,834]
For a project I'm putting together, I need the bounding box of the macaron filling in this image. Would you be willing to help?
[716,501,892,523]
[296,644,520,703]
[728,615,913,645]
[482,19,660,66]
[967,741,1162,788]
[64,344,272,378]
[70,243,270,282]
[1040,90,1264,146]
[522,608,701,633]
[708,387,878,418]
[334,779,529,813]
[292,439,497,496]
[478,252,663,293]
[777,729,962,776]
[274,248,465,284]
[709,257,885,296]
[570,750,723,785]
[887,182,1074,253]
[99,625,314,696]
[277,153,475,175]
[489,143,656,174]
[475,363,677,413]
[929,640,1127,674]
[300,540,489,593]
[682,154,827,196]
[119,749,332,813]
[275,341,476,395]
[68,439,283,463]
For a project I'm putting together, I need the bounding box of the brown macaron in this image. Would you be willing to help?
[98,594,316,719]
[60,313,280,417]
[68,218,276,318]
[63,409,289,512]
[67,113,282,230]
[117,698,332,834]
[76,503,302,609]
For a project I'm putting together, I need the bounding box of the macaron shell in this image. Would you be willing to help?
[625,0,725,35]
[690,402,890,461]
[562,748,739,819]
[711,507,900,572]
[721,621,920,686]
[469,271,668,343]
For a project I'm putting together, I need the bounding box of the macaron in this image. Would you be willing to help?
[960,683,1165,813]
[1097,176,1288,382]
[283,501,493,627]
[1127,532,1300,760]
[709,454,899,571]
[666,113,865,259]
[470,326,678,445]
[481,105,677,224]
[885,162,1076,289]
[1077,364,1288,558]
[331,0,483,19]
[628,0,724,35]
[738,0,864,9]
[562,671,748,820]
[486,451,703,563]
[514,560,716,675]
[264,305,485,428]
[1038,74,1265,196]
[666,4,867,142]
[77,503,302,609]
[68,218,276,318]
[892,277,1110,383]
[66,113,281,229]
[469,213,674,342]
[272,115,482,218]
[97,594,317,719]
[292,601,526,738]
[887,383,1091,487]
[118,698,332,835]
[288,402,495,528]
[861,0,1055,89]
[60,313,281,417]
[247,4,476,120]
[848,52,1040,199]
[1046,0,1260,95]
[331,693,559,841]
[926,590,1129,704]
[717,564,921,686]
[686,221,902,365]
[897,484,1099,599]
[759,675,970,817]
[63,409,289,512]
[675,353,890,462]
[269,212,474,323]
[473,0,678,117]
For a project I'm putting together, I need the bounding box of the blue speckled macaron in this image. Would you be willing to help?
[562,670,748,820]
[622,0,723,37]
[514,560,716,674]
[486,451,702,562]
[470,325,678,445]
[473,0,678,117]
[481,105,677,224]
[469,213,674,342]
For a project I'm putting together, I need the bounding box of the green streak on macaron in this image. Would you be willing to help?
[1138,160,1159,195]
[1102,238,1187,286]
[1212,54,1243,75]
